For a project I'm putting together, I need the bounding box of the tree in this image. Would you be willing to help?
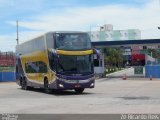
[104,47,123,68]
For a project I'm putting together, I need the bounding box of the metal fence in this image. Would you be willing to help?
[0,72,16,82]
[145,65,160,78]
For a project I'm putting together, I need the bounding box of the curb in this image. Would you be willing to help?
[106,67,131,76]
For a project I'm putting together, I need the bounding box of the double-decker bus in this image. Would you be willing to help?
[16,31,95,93]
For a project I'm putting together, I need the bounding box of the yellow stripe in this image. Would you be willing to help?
[57,49,93,55]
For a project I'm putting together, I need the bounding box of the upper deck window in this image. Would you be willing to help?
[55,33,92,50]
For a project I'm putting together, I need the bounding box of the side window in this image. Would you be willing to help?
[25,61,47,73]
[48,51,56,71]
[25,62,38,73]
[17,58,23,73]
[39,61,47,73]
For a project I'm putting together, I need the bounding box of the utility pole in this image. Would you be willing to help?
[16,20,19,45]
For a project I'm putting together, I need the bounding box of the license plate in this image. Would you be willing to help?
[75,84,81,88]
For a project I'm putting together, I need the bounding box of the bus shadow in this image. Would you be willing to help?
[52,90,94,96]
[18,87,94,96]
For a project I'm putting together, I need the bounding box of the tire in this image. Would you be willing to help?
[74,88,84,94]
[21,78,28,90]
[44,79,51,94]
[20,79,22,86]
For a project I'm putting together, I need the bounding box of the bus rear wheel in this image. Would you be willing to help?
[74,88,84,94]
[21,79,28,90]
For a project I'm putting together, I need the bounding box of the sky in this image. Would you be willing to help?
[0,0,160,52]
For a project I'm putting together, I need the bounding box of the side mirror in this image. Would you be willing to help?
[93,48,100,59]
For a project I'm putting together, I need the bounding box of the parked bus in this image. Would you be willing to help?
[16,31,95,93]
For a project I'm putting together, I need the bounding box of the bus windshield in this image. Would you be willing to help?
[55,33,92,50]
[57,55,94,74]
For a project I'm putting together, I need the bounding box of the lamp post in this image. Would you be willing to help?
[16,20,19,45]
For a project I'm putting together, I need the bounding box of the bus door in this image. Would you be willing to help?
[37,61,48,83]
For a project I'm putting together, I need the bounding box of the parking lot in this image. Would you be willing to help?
[1,74,160,114]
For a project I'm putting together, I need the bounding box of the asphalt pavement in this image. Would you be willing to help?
[0,68,160,114]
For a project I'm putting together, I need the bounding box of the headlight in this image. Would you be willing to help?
[59,84,64,88]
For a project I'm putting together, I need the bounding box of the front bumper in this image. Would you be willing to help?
[49,77,95,90]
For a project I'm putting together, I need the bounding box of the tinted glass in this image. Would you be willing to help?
[48,50,56,71]
[55,33,91,50]
[57,54,94,74]
[25,61,47,73]
[39,61,47,73]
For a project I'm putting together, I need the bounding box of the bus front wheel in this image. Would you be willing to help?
[44,79,51,94]
[74,88,84,94]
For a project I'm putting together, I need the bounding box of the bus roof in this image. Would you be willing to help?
[16,31,88,54]
[16,31,87,45]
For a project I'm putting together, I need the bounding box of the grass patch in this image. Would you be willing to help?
[105,67,124,74]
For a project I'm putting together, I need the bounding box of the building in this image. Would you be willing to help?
[89,24,141,41]
[0,52,16,67]
[89,24,147,66]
